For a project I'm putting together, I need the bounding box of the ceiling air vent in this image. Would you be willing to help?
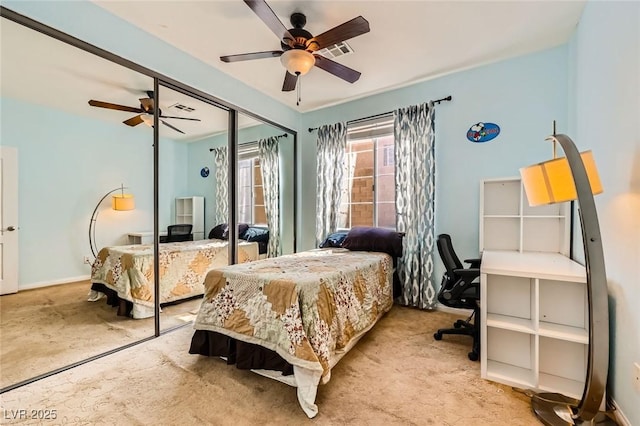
[316,41,354,59]
[168,103,195,113]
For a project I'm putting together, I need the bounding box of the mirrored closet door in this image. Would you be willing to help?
[155,83,232,331]
[0,15,157,389]
[235,113,296,259]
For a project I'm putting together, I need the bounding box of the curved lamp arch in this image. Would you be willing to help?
[89,185,135,258]
[520,134,611,425]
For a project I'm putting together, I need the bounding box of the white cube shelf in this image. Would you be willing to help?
[480,177,571,255]
[175,196,204,240]
[480,251,587,400]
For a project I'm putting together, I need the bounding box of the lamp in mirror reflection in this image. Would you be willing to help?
[89,184,135,259]
[519,134,613,425]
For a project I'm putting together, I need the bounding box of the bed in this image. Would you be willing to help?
[90,239,260,319]
[189,247,395,418]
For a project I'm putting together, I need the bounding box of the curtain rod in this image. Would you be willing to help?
[307,95,452,132]
[209,133,288,151]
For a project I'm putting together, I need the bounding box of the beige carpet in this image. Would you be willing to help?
[0,306,538,425]
[0,281,201,388]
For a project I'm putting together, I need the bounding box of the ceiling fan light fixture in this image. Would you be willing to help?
[140,114,154,127]
[280,49,315,76]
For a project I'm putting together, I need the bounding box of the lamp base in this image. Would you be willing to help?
[531,393,618,426]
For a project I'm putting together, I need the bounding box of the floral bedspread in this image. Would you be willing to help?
[194,249,393,377]
[92,239,259,317]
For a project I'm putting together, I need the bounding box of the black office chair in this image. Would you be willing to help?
[161,224,193,243]
[434,233,481,361]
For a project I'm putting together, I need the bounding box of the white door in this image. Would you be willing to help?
[0,146,19,294]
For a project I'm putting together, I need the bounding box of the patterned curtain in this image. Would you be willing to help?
[394,102,436,309]
[258,137,281,257]
[211,146,228,226]
[315,122,347,246]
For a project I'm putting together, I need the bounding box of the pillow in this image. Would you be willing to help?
[242,226,269,243]
[341,226,404,258]
[208,223,249,240]
[319,231,349,248]
[208,223,228,240]
[223,223,249,240]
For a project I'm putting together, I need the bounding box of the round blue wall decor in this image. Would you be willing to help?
[200,167,210,178]
[467,122,500,143]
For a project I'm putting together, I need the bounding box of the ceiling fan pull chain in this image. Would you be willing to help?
[297,76,301,106]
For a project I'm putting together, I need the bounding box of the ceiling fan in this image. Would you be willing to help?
[88,91,201,134]
[221,0,370,93]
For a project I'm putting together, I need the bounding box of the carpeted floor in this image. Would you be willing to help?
[0,306,539,425]
[0,281,201,388]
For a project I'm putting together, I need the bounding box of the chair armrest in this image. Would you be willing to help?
[442,268,480,301]
[453,268,480,280]
[464,258,482,268]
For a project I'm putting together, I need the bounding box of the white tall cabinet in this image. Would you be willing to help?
[479,178,589,400]
[176,196,204,240]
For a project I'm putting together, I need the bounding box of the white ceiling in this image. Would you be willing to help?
[1,1,585,141]
[94,0,586,112]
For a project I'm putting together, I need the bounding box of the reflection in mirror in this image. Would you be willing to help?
[0,16,155,389]
[236,113,296,258]
[154,83,234,331]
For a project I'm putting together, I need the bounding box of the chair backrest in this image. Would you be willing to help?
[166,224,193,242]
[168,224,192,236]
[437,234,463,280]
[437,233,479,309]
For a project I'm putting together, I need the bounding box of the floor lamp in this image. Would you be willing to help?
[520,134,615,425]
[89,184,135,258]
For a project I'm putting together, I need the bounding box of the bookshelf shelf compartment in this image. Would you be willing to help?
[480,177,570,255]
[481,251,588,398]
[175,196,204,240]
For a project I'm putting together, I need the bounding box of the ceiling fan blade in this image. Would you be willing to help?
[160,119,185,134]
[220,50,283,63]
[282,71,297,92]
[307,16,370,51]
[139,97,154,113]
[313,55,361,83]
[89,100,144,114]
[123,115,144,127]
[160,115,202,121]
[243,0,294,44]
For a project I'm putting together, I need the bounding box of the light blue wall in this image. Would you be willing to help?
[301,46,569,283]
[1,97,185,287]
[567,1,640,422]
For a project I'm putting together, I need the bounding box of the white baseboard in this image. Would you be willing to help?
[609,397,631,426]
[19,275,91,291]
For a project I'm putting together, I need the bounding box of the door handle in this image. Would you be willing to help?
[3,226,18,232]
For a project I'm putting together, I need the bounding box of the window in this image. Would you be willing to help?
[238,156,266,225]
[339,116,396,230]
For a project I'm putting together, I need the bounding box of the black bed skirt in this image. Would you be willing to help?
[189,329,294,376]
[91,283,132,316]
[91,283,203,318]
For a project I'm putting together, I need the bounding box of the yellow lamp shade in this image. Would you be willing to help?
[520,150,603,206]
[112,193,135,211]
